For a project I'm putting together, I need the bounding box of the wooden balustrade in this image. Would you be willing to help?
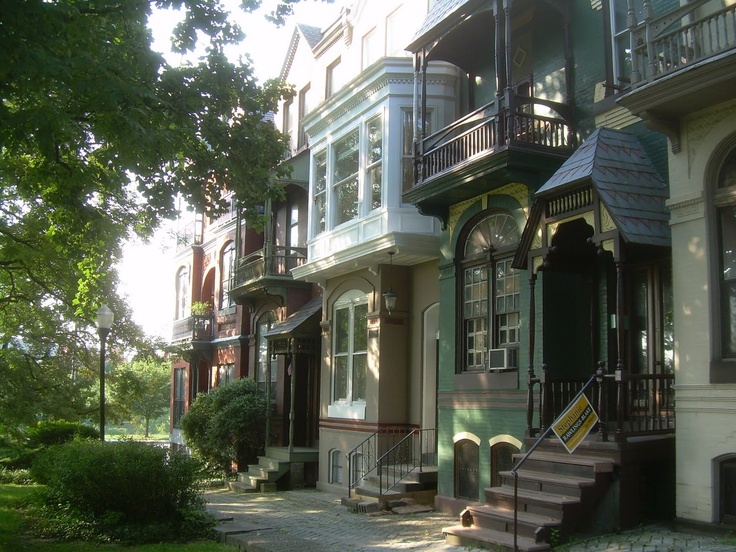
[526,362,675,441]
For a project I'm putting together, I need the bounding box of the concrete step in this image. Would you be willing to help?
[462,504,561,542]
[484,485,581,519]
[512,451,614,479]
[497,468,596,498]
[444,525,550,552]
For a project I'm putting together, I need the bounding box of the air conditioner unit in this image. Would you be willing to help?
[486,348,518,372]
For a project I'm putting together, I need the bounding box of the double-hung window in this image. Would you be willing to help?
[220,241,234,310]
[610,0,645,86]
[460,212,521,373]
[333,129,360,226]
[330,290,368,417]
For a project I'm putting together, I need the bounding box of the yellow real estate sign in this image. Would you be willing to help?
[551,393,599,453]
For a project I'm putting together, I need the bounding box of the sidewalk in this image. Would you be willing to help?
[205,488,736,552]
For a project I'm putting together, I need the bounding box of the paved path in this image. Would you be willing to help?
[205,488,736,552]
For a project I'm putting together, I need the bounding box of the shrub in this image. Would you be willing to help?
[27,420,99,448]
[30,440,214,543]
[181,377,267,473]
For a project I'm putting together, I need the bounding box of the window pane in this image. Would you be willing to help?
[334,307,350,353]
[369,165,382,210]
[352,353,366,401]
[354,303,368,351]
[721,205,736,357]
[335,177,359,224]
[334,131,359,182]
[334,356,348,401]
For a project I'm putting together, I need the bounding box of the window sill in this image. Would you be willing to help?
[327,403,366,419]
[455,370,519,390]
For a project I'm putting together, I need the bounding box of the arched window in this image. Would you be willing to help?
[459,212,521,372]
[329,449,343,484]
[332,290,368,404]
[220,241,235,310]
[715,149,736,360]
[175,266,189,320]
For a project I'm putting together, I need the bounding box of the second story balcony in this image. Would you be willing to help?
[171,314,214,344]
[405,95,575,227]
[230,244,310,302]
[618,0,736,151]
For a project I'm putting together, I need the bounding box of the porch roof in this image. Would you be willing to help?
[264,296,322,339]
[406,0,480,53]
[535,127,670,247]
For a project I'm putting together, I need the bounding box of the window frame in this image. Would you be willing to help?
[219,241,235,310]
[176,266,189,320]
[329,290,368,417]
[256,312,278,400]
[457,212,521,374]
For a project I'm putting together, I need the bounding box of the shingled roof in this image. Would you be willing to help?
[536,127,670,247]
[264,296,322,338]
[407,0,476,52]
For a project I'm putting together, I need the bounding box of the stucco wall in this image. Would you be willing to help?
[669,99,736,522]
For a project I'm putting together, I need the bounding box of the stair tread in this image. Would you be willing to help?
[499,468,596,486]
[465,504,562,525]
[444,525,551,552]
[514,451,614,472]
[486,486,582,506]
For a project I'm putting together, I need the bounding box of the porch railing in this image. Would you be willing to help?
[346,425,414,492]
[233,245,307,288]
[417,96,574,184]
[631,0,736,86]
[527,362,675,441]
[171,314,214,342]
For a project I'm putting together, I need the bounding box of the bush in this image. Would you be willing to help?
[30,440,214,543]
[27,420,99,448]
[181,377,267,473]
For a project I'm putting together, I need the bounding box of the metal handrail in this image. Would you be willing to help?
[346,425,413,492]
[376,428,437,494]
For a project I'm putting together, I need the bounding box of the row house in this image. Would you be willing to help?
[400,0,735,549]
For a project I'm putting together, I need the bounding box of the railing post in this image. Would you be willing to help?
[540,364,550,432]
[596,361,608,441]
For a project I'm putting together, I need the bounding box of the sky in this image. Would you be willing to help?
[118,0,345,339]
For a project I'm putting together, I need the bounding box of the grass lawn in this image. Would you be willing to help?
[0,484,234,552]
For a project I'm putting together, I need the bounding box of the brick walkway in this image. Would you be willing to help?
[205,488,736,552]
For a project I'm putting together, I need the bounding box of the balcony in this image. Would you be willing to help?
[230,244,309,301]
[619,0,736,150]
[171,314,213,343]
[405,95,575,226]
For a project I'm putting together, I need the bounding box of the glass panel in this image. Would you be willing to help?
[334,131,359,182]
[631,270,649,374]
[369,165,382,210]
[719,150,736,190]
[367,117,382,164]
[721,205,736,357]
[352,353,366,401]
[314,152,327,234]
[334,307,349,354]
[334,356,348,401]
[354,303,368,351]
[465,213,520,257]
[335,177,359,224]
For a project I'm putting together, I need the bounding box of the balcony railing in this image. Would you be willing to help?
[233,245,307,288]
[631,0,736,86]
[171,314,213,342]
[416,96,574,185]
[527,362,675,442]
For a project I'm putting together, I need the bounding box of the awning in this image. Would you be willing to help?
[264,296,322,355]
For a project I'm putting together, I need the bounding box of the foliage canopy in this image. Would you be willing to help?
[0,0,311,428]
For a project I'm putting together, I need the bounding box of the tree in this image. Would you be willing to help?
[0,0,317,428]
[110,358,170,437]
[181,377,267,473]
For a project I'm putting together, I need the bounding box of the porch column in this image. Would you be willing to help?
[494,0,506,100]
[288,348,296,453]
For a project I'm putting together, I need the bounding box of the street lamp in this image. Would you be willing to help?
[95,304,114,441]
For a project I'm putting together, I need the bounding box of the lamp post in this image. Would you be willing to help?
[95,304,114,441]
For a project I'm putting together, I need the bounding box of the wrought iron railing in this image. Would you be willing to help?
[233,245,307,288]
[527,362,675,441]
[346,425,414,492]
[416,96,574,185]
[171,314,213,342]
[631,0,736,85]
[376,428,437,494]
